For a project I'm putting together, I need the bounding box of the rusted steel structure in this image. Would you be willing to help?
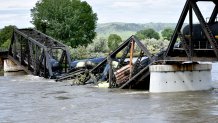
[63,36,160,89]
[8,28,71,78]
[164,0,218,62]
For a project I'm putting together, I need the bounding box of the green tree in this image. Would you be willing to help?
[136,28,160,40]
[1,39,11,49]
[0,25,15,48]
[161,28,174,40]
[108,34,122,51]
[31,0,98,48]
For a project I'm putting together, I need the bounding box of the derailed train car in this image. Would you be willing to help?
[70,57,105,70]
[56,36,165,89]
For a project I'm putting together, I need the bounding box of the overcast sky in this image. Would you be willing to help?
[0,0,215,28]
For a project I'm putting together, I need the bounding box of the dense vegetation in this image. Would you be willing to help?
[70,37,170,60]
[70,24,173,59]
[136,28,160,40]
[31,0,97,48]
[161,28,174,40]
[107,34,122,51]
[0,25,15,49]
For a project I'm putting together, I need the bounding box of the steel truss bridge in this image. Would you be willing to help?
[8,28,71,78]
[165,0,218,62]
[1,0,218,88]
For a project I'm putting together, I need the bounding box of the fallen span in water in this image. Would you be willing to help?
[56,35,165,89]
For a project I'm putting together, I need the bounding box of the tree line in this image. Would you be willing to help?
[69,27,173,59]
[105,28,173,52]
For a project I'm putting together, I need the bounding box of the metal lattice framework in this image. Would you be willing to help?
[56,35,157,88]
[8,28,71,78]
[164,0,218,62]
[90,36,156,89]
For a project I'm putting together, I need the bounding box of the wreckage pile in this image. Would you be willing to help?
[56,36,165,89]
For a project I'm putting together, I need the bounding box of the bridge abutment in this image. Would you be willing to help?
[149,64,212,93]
[4,59,23,72]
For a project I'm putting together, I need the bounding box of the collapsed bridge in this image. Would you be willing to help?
[56,0,218,90]
[2,0,218,91]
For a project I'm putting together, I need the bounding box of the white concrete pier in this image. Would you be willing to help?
[4,59,23,72]
[149,64,212,93]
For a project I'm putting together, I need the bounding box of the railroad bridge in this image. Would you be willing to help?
[1,0,217,92]
[3,28,72,78]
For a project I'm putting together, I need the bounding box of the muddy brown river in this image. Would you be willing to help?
[0,64,218,123]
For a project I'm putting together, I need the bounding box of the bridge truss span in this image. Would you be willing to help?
[164,0,218,62]
[8,28,72,78]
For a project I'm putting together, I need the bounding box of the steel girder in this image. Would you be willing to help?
[164,0,218,62]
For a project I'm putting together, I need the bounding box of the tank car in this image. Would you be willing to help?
[182,22,218,48]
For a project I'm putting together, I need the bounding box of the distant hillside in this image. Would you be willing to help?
[96,22,178,40]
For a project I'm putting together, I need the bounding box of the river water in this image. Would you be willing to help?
[0,64,218,123]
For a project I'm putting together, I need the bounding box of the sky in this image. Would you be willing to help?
[0,0,215,28]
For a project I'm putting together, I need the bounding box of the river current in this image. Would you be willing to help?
[0,64,217,123]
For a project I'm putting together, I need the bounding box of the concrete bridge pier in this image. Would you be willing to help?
[149,64,212,93]
[4,59,23,72]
